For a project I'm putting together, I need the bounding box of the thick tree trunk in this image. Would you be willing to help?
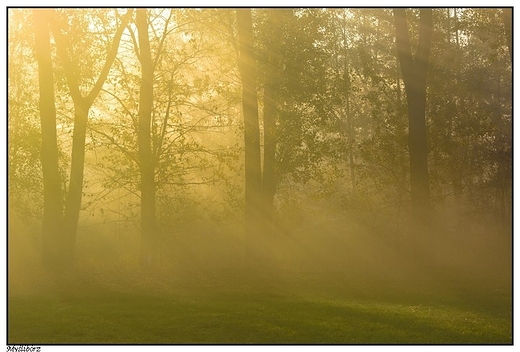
[237,9,262,264]
[393,8,433,222]
[136,9,158,268]
[33,10,64,269]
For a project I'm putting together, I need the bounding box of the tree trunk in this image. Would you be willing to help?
[393,8,433,222]
[33,9,64,269]
[454,9,460,47]
[446,8,451,44]
[500,8,512,231]
[341,14,356,195]
[136,9,158,268]
[262,77,276,225]
[262,10,279,227]
[452,167,463,227]
[346,97,356,195]
[237,9,262,264]
[61,102,90,266]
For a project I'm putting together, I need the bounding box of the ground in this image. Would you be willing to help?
[8,261,512,344]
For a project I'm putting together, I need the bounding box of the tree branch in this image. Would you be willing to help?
[86,9,134,106]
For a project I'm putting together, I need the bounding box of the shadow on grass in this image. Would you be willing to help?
[8,287,512,344]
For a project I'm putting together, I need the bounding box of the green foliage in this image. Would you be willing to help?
[8,7,511,311]
[8,10,46,219]
[425,8,512,230]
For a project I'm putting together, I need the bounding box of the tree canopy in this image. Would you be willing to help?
[8,8,511,273]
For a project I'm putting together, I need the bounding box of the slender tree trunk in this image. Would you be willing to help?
[501,8,512,231]
[61,102,90,266]
[341,14,356,195]
[453,9,460,47]
[136,9,158,268]
[452,164,463,227]
[262,78,276,224]
[446,8,464,227]
[33,10,64,269]
[446,8,451,44]
[237,9,262,264]
[262,10,279,226]
[346,97,356,194]
[445,100,463,227]
[393,8,433,222]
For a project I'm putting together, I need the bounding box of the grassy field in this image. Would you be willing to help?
[8,264,512,344]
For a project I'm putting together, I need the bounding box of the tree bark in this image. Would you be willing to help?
[33,9,64,269]
[393,8,433,222]
[136,9,158,268]
[237,9,262,264]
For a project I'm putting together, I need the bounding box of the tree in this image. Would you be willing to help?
[135,9,158,268]
[425,9,512,232]
[34,9,132,268]
[33,10,64,268]
[393,8,433,222]
[260,10,279,226]
[236,9,262,263]
[9,13,43,244]
[14,8,512,276]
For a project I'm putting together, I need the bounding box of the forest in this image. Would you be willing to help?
[8,8,512,344]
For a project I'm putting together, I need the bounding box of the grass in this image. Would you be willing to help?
[7,266,512,344]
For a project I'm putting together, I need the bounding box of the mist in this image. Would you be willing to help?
[8,7,511,345]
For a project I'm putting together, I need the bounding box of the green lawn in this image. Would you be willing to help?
[8,268,512,344]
